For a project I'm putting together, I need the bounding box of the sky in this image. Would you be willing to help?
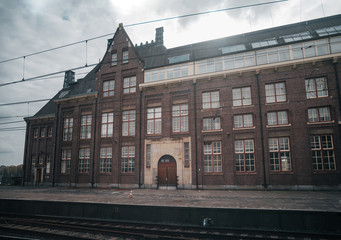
[0,0,341,166]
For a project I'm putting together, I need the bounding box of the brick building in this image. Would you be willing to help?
[23,15,341,190]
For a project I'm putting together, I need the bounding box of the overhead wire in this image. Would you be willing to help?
[0,0,288,65]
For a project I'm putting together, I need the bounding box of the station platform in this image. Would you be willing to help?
[0,186,340,212]
[1,186,340,234]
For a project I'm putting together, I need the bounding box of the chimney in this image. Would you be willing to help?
[63,70,75,88]
[155,27,164,45]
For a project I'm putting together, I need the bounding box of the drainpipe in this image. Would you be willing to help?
[193,80,199,190]
[333,61,341,115]
[22,120,30,186]
[52,103,60,187]
[91,98,98,187]
[256,73,267,189]
[138,90,143,188]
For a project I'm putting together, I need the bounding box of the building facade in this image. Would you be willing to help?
[23,15,341,190]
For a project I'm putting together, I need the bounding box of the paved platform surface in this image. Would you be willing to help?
[0,186,340,212]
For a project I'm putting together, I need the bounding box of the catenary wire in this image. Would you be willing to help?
[0,0,287,65]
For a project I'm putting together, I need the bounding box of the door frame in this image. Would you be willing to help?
[157,155,177,188]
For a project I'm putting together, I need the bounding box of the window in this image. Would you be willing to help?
[234,114,253,128]
[100,147,112,173]
[122,110,136,136]
[123,76,136,94]
[308,107,331,123]
[305,77,328,99]
[146,144,151,168]
[31,156,36,167]
[172,104,188,133]
[122,146,135,173]
[63,117,73,141]
[184,142,190,167]
[202,91,220,109]
[79,148,90,173]
[204,141,222,173]
[80,115,92,139]
[269,137,291,171]
[235,139,255,172]
[38,155,43,165]
[265,82,286,103]
[111,52,117,66]
[122,50,128,64]
[203,117,221,131]
[232,87,251,107]
[46,155,51,174]
[40,128,45,138]
[147,107,162,134]
[103,80,115,97]
[33,129,38,138]
[267,111,288,126]
[169,54,190,64]
[101,112,114,137]
[61,149,71,174]
[48,127,53,137]
[311,135,336,171]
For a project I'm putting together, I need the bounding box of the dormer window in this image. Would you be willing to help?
[122,50,128,64]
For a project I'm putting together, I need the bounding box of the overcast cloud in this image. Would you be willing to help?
[0,0,340,166]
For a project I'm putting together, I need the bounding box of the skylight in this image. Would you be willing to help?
[316,25,341,36]
[221,44,246,54]
[168,54,190,64]
[251,38,277,48]
[282,31,312,43]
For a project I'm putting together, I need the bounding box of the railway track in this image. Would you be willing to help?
[0,214,339,240]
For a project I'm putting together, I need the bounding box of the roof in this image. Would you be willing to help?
[136,14,341,69]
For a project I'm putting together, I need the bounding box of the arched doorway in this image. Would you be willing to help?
[158,155,177,188]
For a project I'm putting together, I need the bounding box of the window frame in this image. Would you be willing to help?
[111,52,117,66]
[202,91,220,109]
[147,107,162,135]
[48,127,53,137]
[122,49,128,64]
[232,86,252,107]
[78,148,90,173]
[122,110,136,136]
[172,104,189,133]
[80,115,92,139]
[233,113,254,129]
[308,107,331,123]
[235,139,255,173]
[40,128,45,138]
[103,80,115,97]
[203,141,222,173]
[33,128,38,138]
[267,111,289,126]
[305,77,328,99]
[101,112,114,138]
[203,117,221,131]
[265,82,287,103]
[100,147,112,174]
[269,137,292,172]
[123,76,136,94]
[63,117,73,141]
[61,149,71,174]
[184,142,190,168]
[310,135,336,171]
[121,146,135,173]
[46,154,51,174]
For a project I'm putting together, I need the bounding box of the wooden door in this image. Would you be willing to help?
[158,155,177,186]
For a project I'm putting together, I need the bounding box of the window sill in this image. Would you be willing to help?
[266,124,291,128]
[202,129,223,133]
[270,171,293,174]
[265,101,288,105]
[232,104,254,109]
[204,172,223,176]
[307,120,334,125]
[233,126,255,131]
[236,172,257,175]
